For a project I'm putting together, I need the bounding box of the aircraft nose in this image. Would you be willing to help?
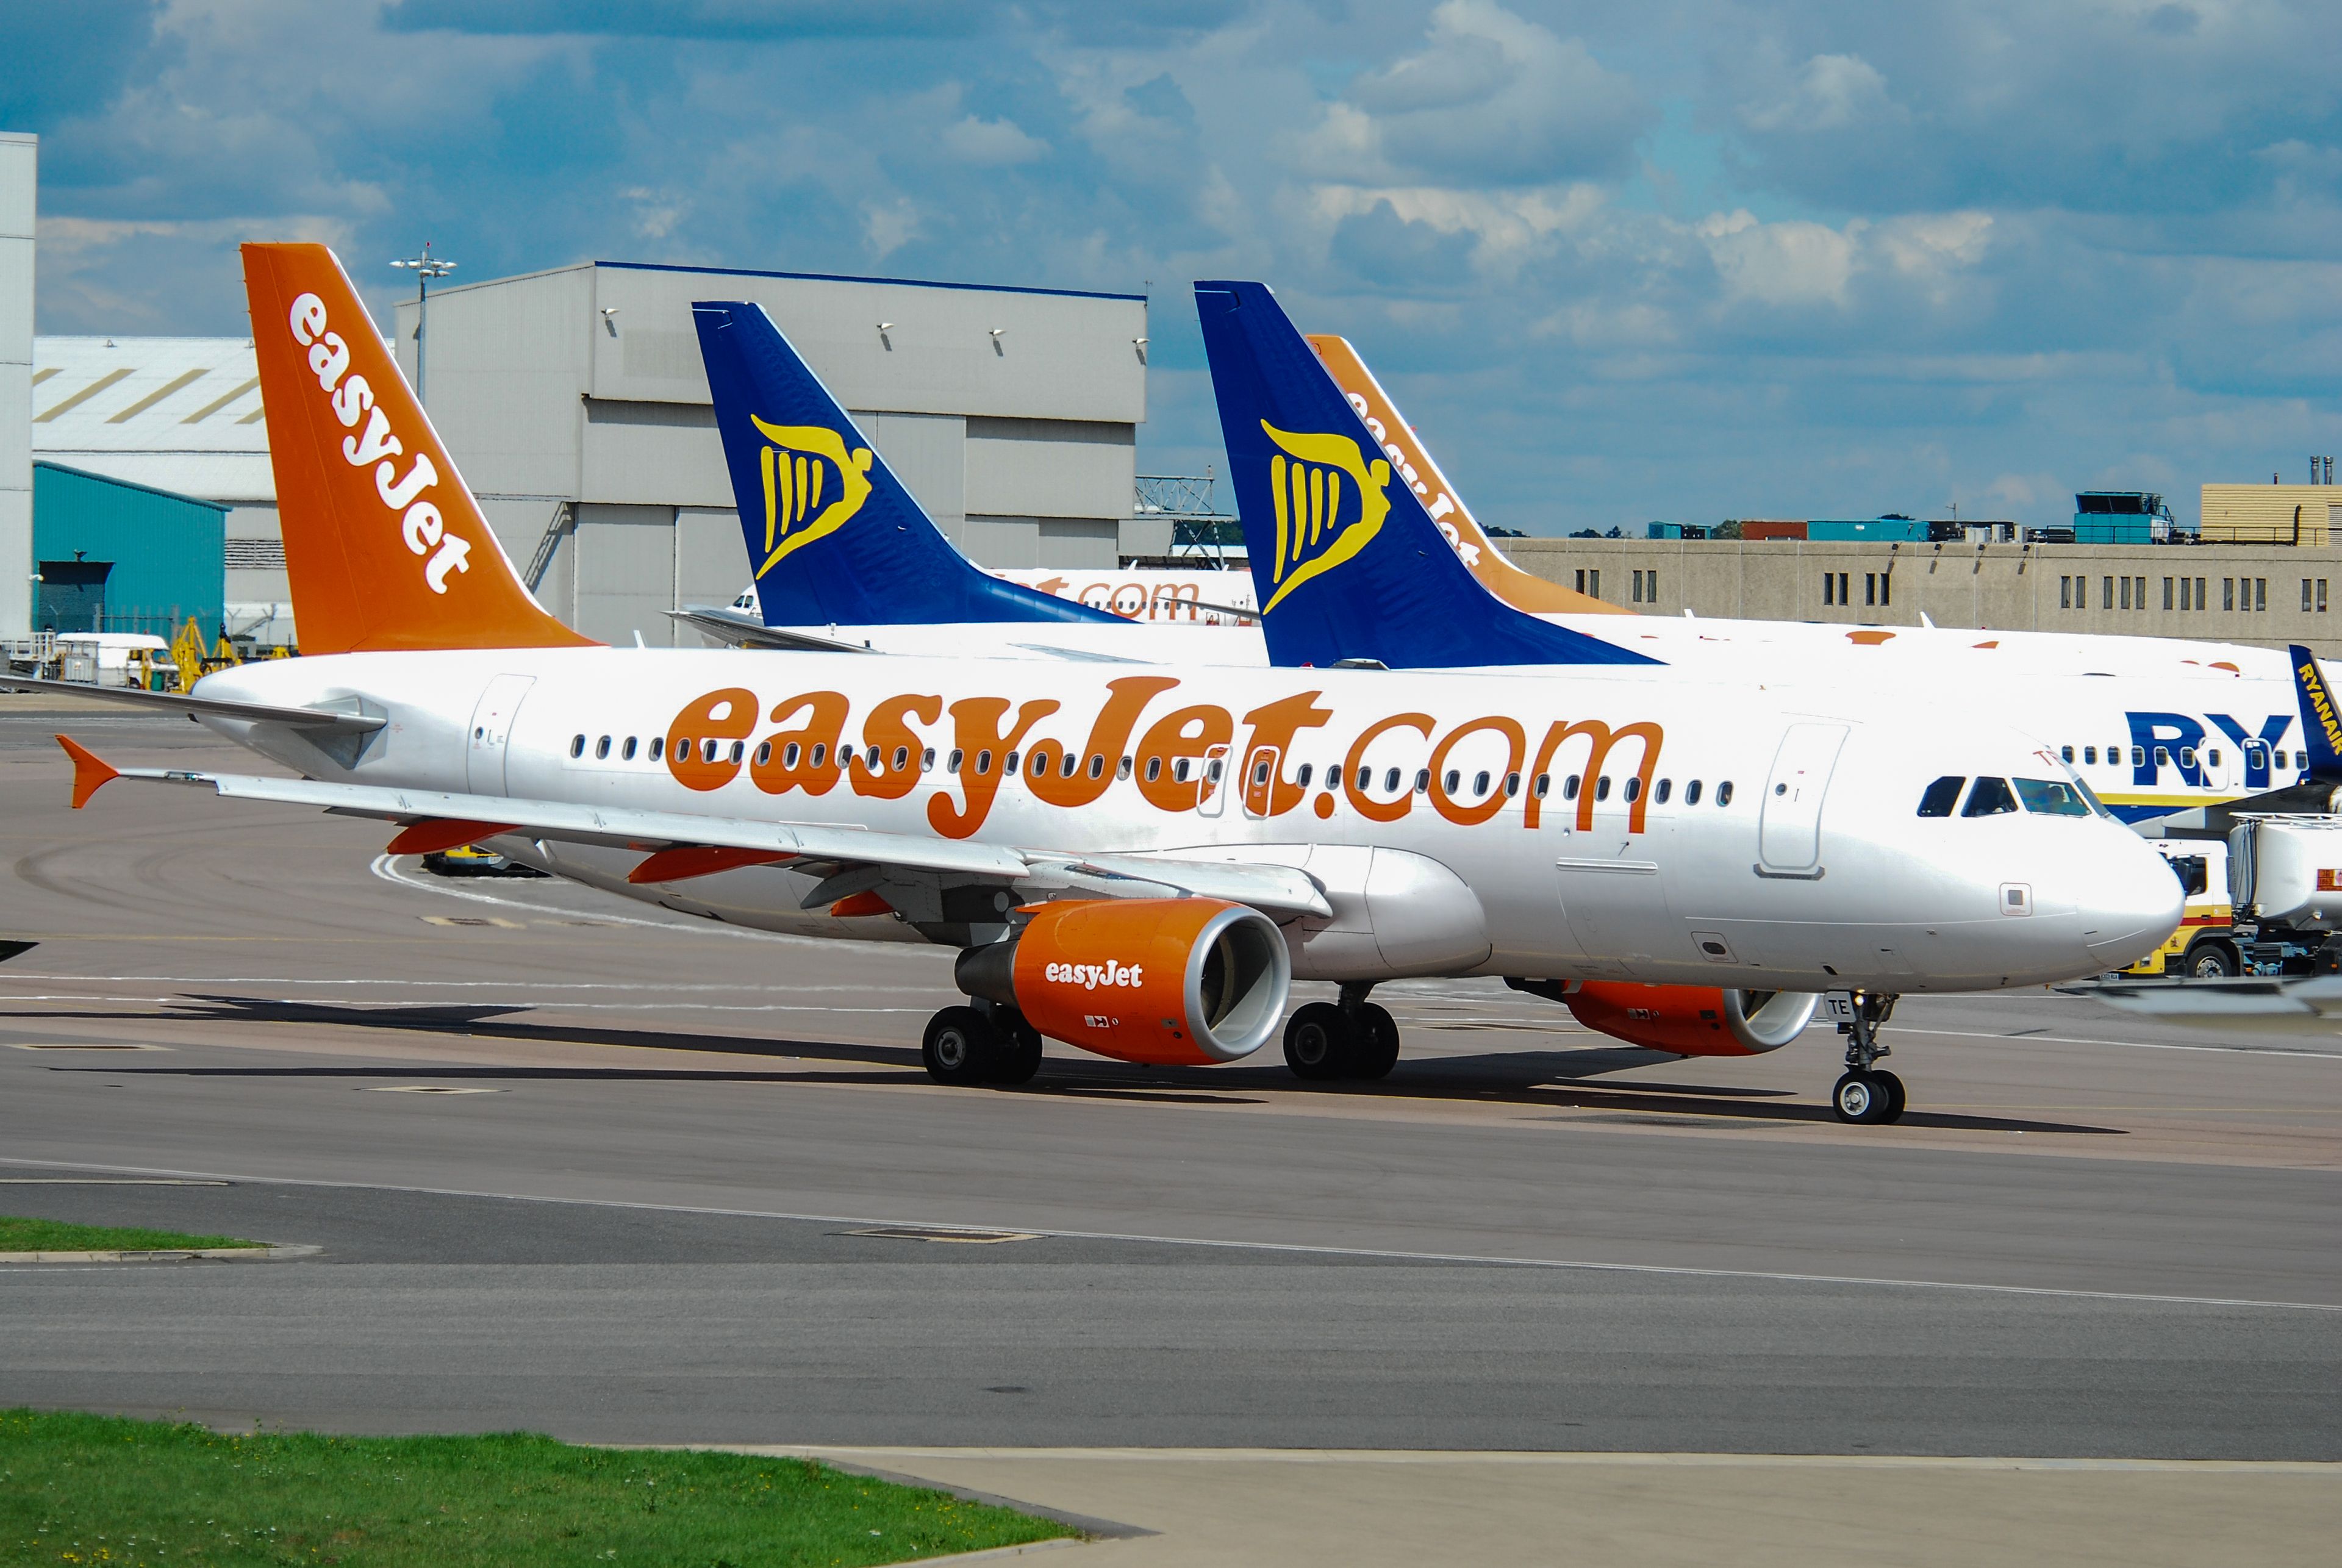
[2077,835,2186,970]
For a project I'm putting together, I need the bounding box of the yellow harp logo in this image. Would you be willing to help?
[1260,421,1392,613]
[750,416,875,578]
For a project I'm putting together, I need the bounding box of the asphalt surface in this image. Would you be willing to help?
[2,698,2338,1458]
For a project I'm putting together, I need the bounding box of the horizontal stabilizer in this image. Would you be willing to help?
[8,675,386,734]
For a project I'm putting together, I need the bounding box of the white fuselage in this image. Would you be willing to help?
[198,646,2180,993]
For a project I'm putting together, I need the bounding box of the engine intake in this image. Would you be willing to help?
[957,897,1291,1066]
[1518,979,1820,1057]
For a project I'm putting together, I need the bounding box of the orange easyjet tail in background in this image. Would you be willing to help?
[242,243,595,654]
[1303,334,1624,617]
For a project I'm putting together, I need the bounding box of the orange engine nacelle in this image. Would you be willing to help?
[955,898,1291,1067]
[1561,982,1821,1058]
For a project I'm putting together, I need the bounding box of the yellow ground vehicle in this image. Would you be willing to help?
[2126,839,2239,978]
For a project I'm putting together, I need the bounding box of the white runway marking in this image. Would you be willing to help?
[4,1154,2334,1316]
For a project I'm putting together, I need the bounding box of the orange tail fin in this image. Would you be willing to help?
[1305,334,1625,617]
[240,243,595,654]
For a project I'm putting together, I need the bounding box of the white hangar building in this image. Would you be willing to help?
[394,260,1159,647]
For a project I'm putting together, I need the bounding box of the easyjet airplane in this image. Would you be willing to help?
[21,243,2180,1126]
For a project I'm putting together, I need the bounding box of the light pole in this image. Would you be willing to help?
[389,242,457,404]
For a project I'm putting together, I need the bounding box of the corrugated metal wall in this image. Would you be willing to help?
[31,460,224,636]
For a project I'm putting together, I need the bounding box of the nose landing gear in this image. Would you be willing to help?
[1829,991,1905,1125]
[1283,983,1402,1082]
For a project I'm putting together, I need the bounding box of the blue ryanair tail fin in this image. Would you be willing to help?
[692,302,1117,628]
[1194,281,1656,668]
[2288,644,2342,781]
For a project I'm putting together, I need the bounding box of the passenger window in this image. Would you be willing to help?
[977,750,994,775]
[1412,770,1428,794]
[1504,772,1520,797]
[1916,776,1965,817]
[1623,776,1641,803]
[812,743,829,768]
[1443,768,1460,795]
[894,746,910,771]
[2178,746,2194,769]
[623,737,637,761]
[1685,779,1702,805]
[1962,776,2019,816]
[1145,757,1162,782]
[1717,781,1734,806]
[1175,757,1191,783]
[1118,756,1133,779]
[947,749,964,773]
[2208,748,2221,768]
[2154,746,2169,767]
[2131,746,2145,766]
[1534,773,1550,798]
[728,740,743,764]
[783,742,801,769]
[2083,746,2096,765]
[1655,778,1672,803]
[593,735,611,759]
[569,734,585,759]
[923,747,937,772]
[1595,776,1612,801]
[2060,745,2074,763]
[1297,762,1314,787]
[1564,774,1581,800]
[703,739,721,763]
[1475,771,1491,797]
[755,741,772,766]
[650,736,665,761]
[1386,767,1403,793]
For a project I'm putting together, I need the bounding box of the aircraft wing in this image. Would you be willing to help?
[58,739,1332,920]
[2060,975,2342,1034]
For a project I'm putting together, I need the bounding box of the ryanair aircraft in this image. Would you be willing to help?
[18,243,2180,1127]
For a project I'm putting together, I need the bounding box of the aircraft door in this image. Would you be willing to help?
[466,674,537,796]
[1195,743,1232,818]
[1758,723,1848,873]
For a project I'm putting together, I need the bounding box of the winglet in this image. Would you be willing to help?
[56,735,120,810]
[2288,644,2342,781]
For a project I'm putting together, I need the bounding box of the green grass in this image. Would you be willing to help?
[0,1216,262,1253]
[0,1409,1078,1566]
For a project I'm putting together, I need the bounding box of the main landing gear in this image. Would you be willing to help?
[1283,983,1402,1083]
[1830,991,1905,1125]
[920,1003,1044,1087]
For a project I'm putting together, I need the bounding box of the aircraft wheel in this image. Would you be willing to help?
[1348,1003,1401,1081]
[1872,1069,1907,1123]
[987,1012,1044,1086]
[1831,1070,1894,1125]
[1283,1001,1355,1081]
[922,1006,998,1086]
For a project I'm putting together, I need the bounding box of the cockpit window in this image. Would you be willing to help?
[2013,777,2091,817]
[1961,776,2019,817]
[1916,776,1964,817]
[2069,774,2115,819]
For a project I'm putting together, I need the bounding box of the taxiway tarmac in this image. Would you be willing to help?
[2,701,2338,1461]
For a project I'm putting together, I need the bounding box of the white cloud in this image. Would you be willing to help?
[1305,0,1648,186]
[862,196,921,259]
[1699,209,1863,307]
[1742,53,1897,133]
[940,114,1050,165]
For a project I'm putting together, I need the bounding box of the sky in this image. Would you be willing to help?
[9,0,2342,534]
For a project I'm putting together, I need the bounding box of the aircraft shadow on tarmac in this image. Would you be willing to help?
[18,990,2130,1136]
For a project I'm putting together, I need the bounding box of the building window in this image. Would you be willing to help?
[2059,576,2071,610]
[2134,576,2146,610]
[2323,579,2332,614]
[1823,571,1849,606]
[1864,571,1889,607]
[2120,577,2132,610]
[2257,578,2268,612]
[1632,568,1656,604]
[2224,578,2235,611]
[1575,568,1600,597]
[2163,576,2174,610]
[2196,576,2206,610]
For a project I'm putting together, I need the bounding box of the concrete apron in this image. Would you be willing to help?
[723,1447,2340,1568]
